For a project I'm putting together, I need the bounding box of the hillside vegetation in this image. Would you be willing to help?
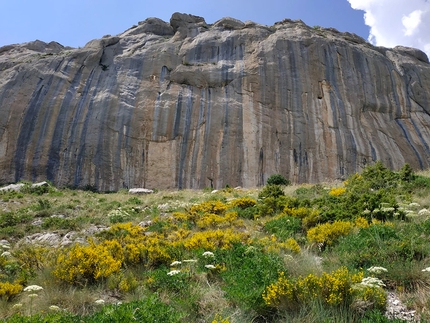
[1,162,430,322]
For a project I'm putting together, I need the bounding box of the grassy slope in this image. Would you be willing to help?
[1,164,430,322]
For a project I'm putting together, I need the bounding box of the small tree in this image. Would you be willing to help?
[267,174,291,186]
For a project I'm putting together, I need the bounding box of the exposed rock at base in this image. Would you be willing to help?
[386,292,419,322]
[0,182,50,192]
[1,13,430,191]
[129,188,154,194]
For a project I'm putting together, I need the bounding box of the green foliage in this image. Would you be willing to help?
[267,174,291,186]
[361,309,409,322]
[41,217,79,230]
[2,163,430,322]
[263,267,386,313]
[4,295,183,323]
[332,222,430,280]
[218,244,285,314]
[146,267,192,294]
[264,215,302,240]
[307,221,354,246]
[259,185,285,199]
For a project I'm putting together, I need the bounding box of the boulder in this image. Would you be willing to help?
[129,188,154,194]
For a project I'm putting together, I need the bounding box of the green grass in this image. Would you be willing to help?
[1,164,430,322]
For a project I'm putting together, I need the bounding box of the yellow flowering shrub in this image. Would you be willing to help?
[183,229,247,250]
[258,236,301,254]
[100,222,146,244]
[13,245,53,270]
[296,273,321,301]
[195,211,238,228]
[212,314,231,323]
[354,284,387,310]
[354,217,370,229]
[228,197,256,209]
[262,272,295,307]
[54,240,123,285]
[284,207,313,219]
[0,282,22,300]
[263,267,383,310]
[108,272,139,293]
[329,187,347,197]
[284,238,301,254]
[190,200,227,215]
[284,207,320,229]
[171,211,192,222]
[307,221,353,245]
[320,267,351,305]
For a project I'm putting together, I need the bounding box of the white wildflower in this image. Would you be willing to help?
[167,270,181,276]
[24,285,43,292]
[95,299,105,305]
[367,266,388,274]
[49,305,61,311]
[422,267,430,272]
[157,203,169,211]
[205,265,216,269]
[361,277,386,287]
[202,251,215,258]
[107,209,129,217]
[362,209,371,215]
[182,259,197,263]
[418,209,430,216]
[405,210,416,214]
[170,261,182,266]
[12,303,22,309]
[381,207,395,213]
[28,294,38,298]
[0,244,10,249]
[1,251,11,257]
[409,202,420,208]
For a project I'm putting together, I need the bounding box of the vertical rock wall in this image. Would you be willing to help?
[0,14,429,190]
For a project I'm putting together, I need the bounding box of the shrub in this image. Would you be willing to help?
[263,267,386,312]
[267,174,291,186]
[307,221,354,246]
[228,197,256,209]
[284,207,321,229]
[41,217,79,230]
[264,215,302,240]
[258,185,285,199]
[0,282,22,300]
[328,187,346,197]
[54,240,123,285]
[219,244,285,314]
[190,200,227,216]
[195,211,239,229]
[183,229,247,250]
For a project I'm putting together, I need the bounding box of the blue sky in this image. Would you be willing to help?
[1,0,429,57]
[0,0,368,47]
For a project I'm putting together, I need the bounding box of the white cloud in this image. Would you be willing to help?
[402,10,422,36]
[348,0,430,58]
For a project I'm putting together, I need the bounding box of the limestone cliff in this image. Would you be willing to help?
[1,13,430,190]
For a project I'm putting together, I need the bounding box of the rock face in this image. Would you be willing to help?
[1,13,430,191]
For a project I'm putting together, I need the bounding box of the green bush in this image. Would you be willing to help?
[41,217,79,230]
[218,244,285,314]
[4,294,183,323]
[267,174,291,186]
[264,216,302,240]
[258,185,285,199]
[258,186,288,217]
[333,222,430,276]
